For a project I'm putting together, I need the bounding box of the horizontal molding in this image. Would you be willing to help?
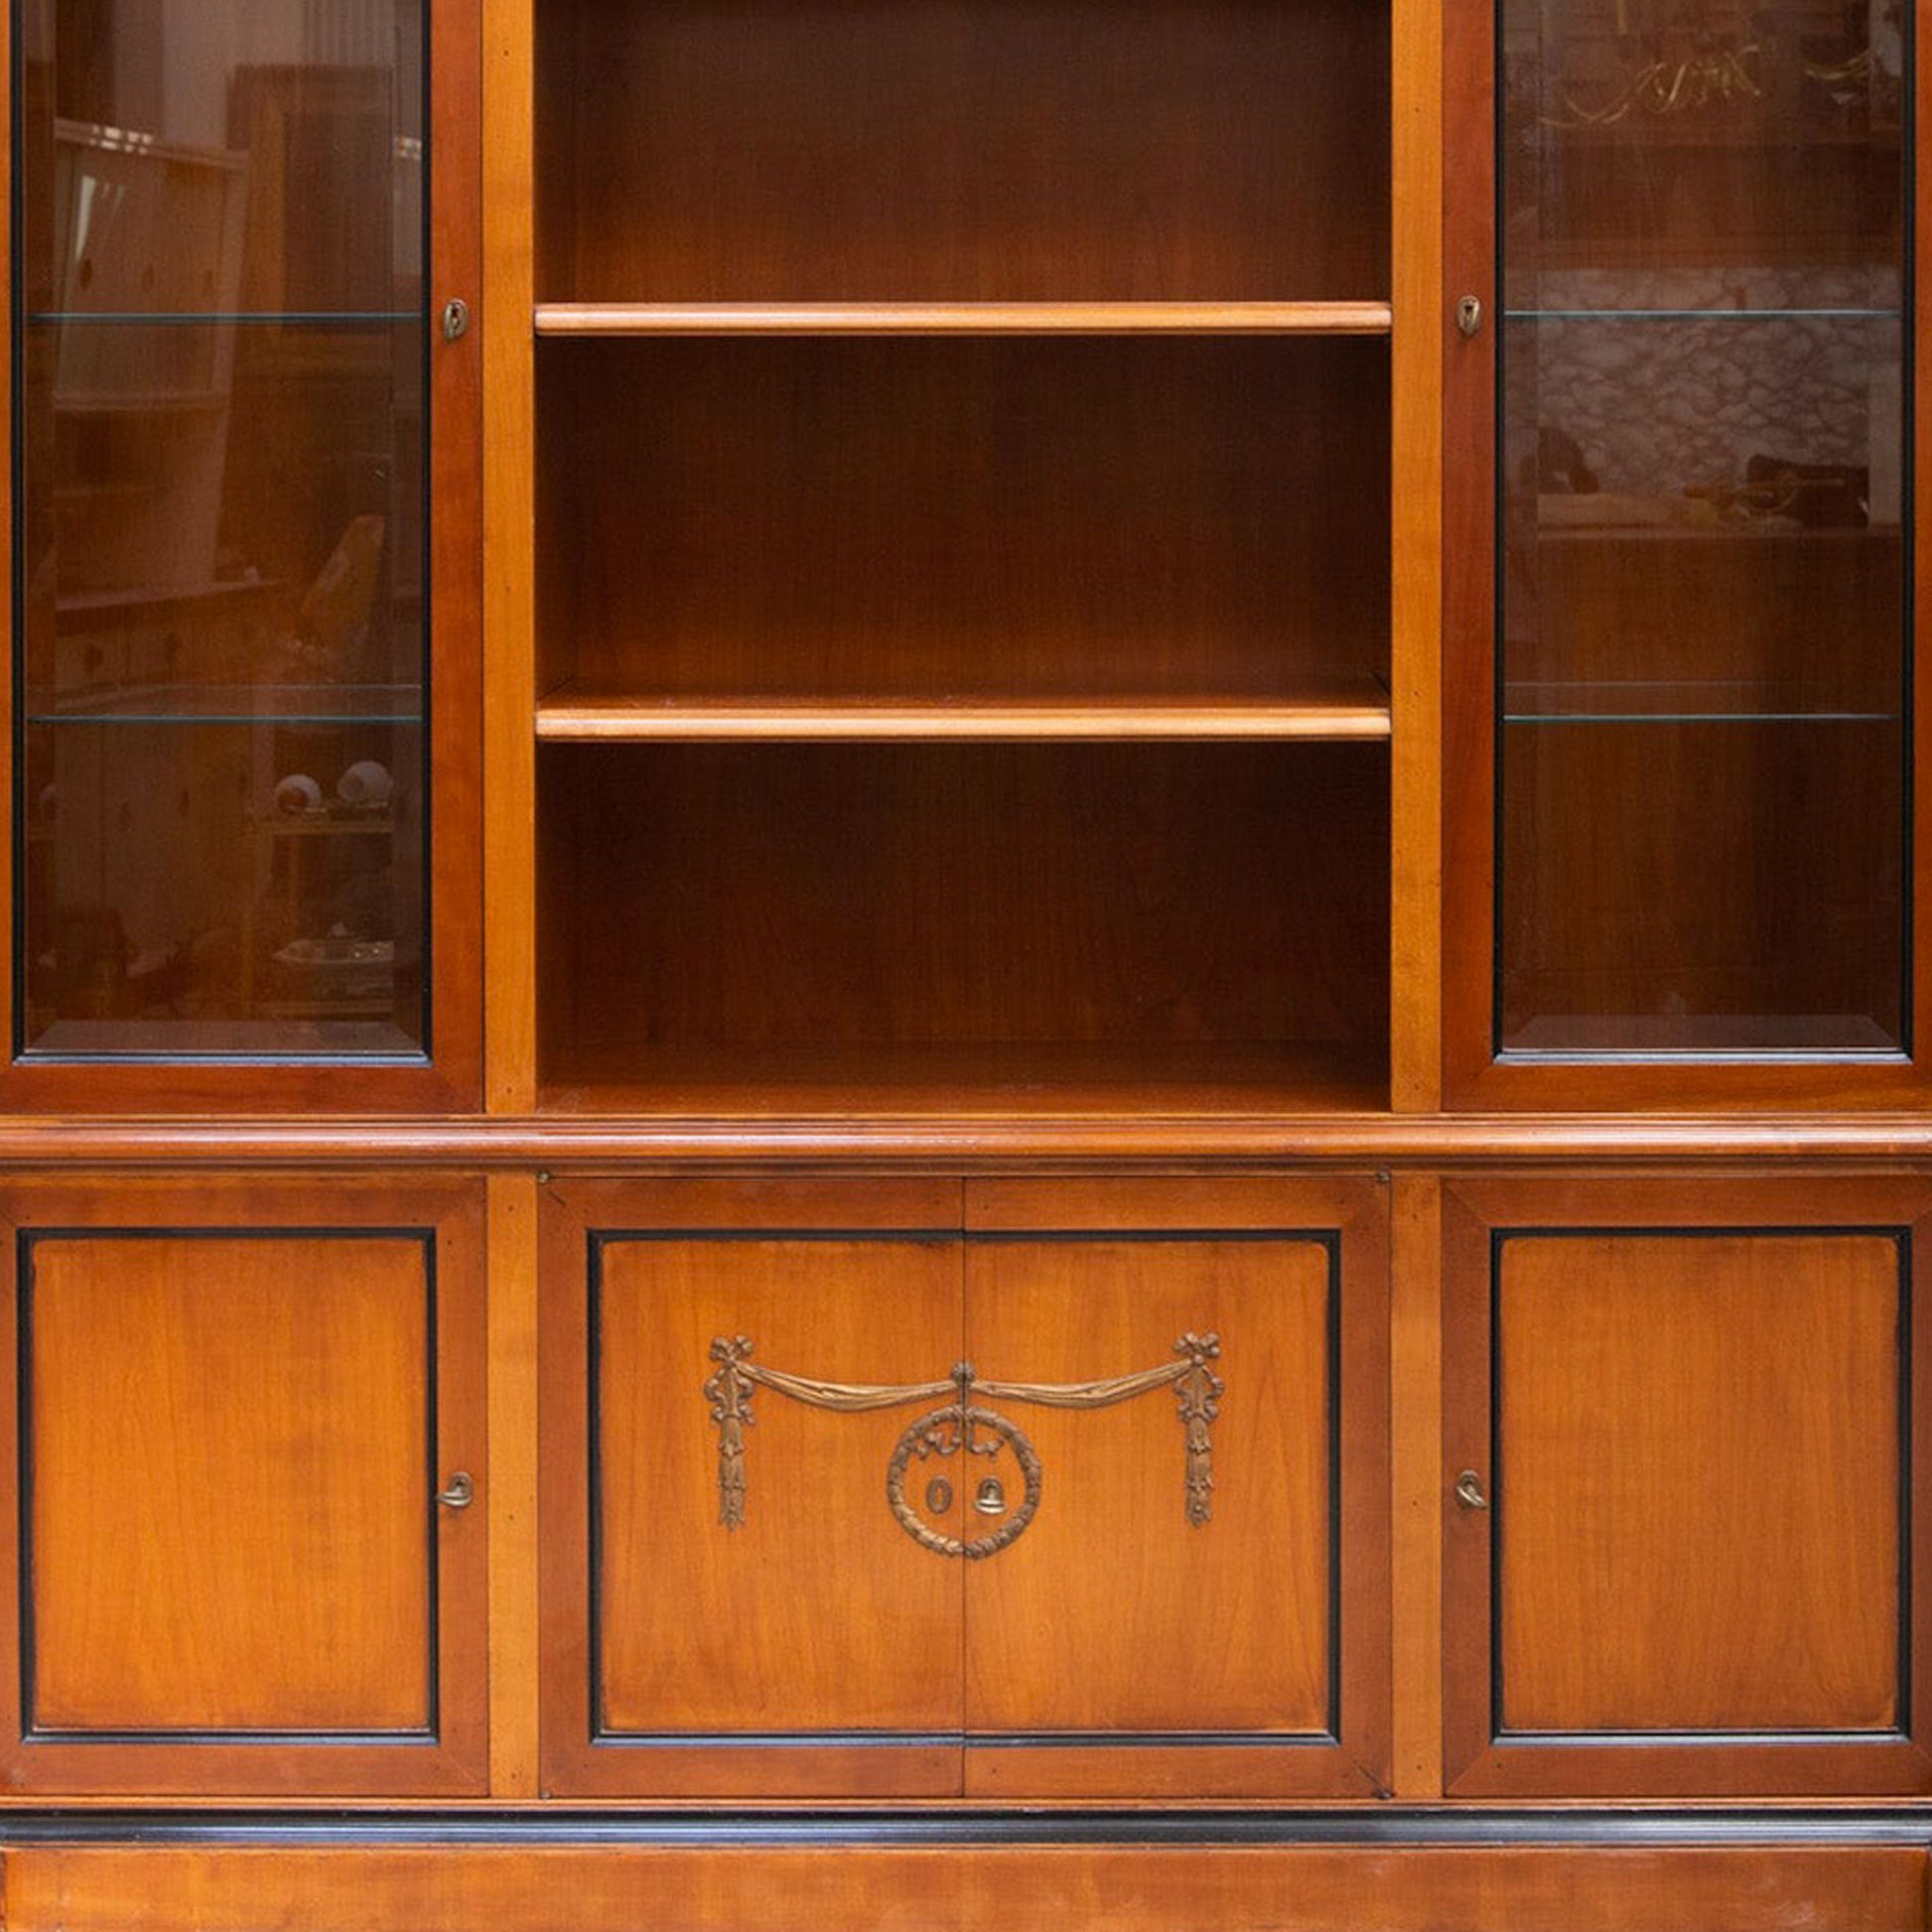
[3,1116,1932,1167]
[0,1808,1929,1846]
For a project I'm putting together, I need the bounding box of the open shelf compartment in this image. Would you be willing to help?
[535,742,1391,1117]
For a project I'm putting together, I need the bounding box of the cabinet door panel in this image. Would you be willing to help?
[0,1177,486,1796]
[1444,1176,1932,1796]
[30,1234,433,1734]
[960,1176,1387,1798]
[538,1179,965,1798]
[964,1235,1330,1731]
[1500,1233,1898,1734]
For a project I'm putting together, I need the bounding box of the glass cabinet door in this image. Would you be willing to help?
[1474,0,1912,1070]
[12,0,463,1069]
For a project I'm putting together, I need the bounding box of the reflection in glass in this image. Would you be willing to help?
[1495,0,1910,1057]
[14,0,427,1058]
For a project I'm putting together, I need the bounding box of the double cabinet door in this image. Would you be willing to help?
[537,1176,1391,1800]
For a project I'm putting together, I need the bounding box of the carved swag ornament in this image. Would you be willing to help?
[704,1332,1223,1559]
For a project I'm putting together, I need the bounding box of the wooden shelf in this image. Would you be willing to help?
[535,683,1393,743]
[537,1042,1389,1119]
[535,302,1393,338]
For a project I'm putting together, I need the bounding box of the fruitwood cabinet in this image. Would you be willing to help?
[3,0,1931,1922]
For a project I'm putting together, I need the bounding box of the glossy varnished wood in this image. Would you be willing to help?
[485,1173,540,1795]
[1499,1233,1900,1733]
[536,744,1389,1109]
[1386,0,1443,1114]
[538,1178,966,1798]
[535,0,1389,303]
[537,337,1389,707]
[28,1234,433,1734]
[534,691,1394,744]
[1388,1173,1444,1796]
[6,1844,1926,1932]
[535,302,1394,336]
[1443,1174,1932,1798]
[0,1175,487,1796]
[483,0,539,1114]
[959,1176,1386,1800]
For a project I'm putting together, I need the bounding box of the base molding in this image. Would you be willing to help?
[4,1835,1928,1932]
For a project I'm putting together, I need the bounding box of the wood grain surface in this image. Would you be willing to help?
[6,1844,1925,1932]
[536,0,1389,302]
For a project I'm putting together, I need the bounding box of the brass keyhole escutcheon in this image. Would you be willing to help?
[974,1477,1007,1516]
[926,1477,953,1514]
[1453,1468,1489,1511]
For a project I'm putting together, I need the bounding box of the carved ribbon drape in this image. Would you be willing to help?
[703,1333,1223,1557]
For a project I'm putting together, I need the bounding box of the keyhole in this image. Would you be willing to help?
[925,1478,953,1514]
[974,1477,1007,1516]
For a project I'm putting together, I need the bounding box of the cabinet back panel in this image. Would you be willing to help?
[1500,717,1905,1051]
[536,0,1388,302]
[537,338,1389,704]
[537,743,1389,1064]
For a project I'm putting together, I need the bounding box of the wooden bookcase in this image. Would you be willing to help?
[2,0,1931,1925]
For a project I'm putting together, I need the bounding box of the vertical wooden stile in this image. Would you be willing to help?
[483,0,538,1112]
[1388,0,1445,1113]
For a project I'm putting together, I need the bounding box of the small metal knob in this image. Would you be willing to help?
[441,296,471,343]
[1454,294,1483,338]
[435,1471,475,1510]
[1453,1468,1489,1511]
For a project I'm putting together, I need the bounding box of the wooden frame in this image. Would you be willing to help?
[0,0,483,1113]
[0,1174,488,1797]
[1443,1173,1932,1798]
[1440,0,1932,1112]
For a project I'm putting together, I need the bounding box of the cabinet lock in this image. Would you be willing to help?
[1454,294,1483,338]
[435,1471,476,1510]
[441,296,471,343]
[1453,1468,1489,1511]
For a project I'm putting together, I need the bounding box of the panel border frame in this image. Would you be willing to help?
[0,1175,488,1798]
[1442,1172,1932,1797]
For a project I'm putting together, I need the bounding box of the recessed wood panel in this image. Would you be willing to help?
[592,1234,965,1735]
[26,1232,433,1735]
[962,1236,1330,1734]
[535,0,1389,302]
[539,1181,970,1797]
[1497,1232,1901,1734]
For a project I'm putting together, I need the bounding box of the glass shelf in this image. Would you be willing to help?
[28,311,423,327]
[25,684,427,726]
[1504,681,1900,725]
[1504,306,1902,322]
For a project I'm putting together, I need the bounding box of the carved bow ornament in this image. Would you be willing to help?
[705,1333,1223,1559]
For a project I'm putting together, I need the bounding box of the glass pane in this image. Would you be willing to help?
[1496,0,1910,1058]
[14,0,428,1059]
